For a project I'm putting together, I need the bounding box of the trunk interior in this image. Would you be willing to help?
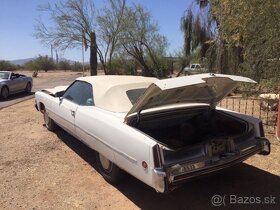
[129,107,251,150]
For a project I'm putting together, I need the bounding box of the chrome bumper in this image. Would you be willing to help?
[152,138,270,193]
[152,168,166,193]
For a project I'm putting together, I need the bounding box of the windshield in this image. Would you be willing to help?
[0,72,10,79]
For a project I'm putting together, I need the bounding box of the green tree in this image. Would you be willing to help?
[71,61,83,71]
[211,0,280,82]
[0,60,16,71]
[24,55,55,72]
[97,0,126,74]
[181,9,193,56]
[120,4,168,76]
[35,0,98,75]
[181,3,214,67]
[57,60,71,71]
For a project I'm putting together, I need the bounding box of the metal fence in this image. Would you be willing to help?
[218,96,278,134]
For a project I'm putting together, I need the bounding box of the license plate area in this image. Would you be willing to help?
[210,139,227,156]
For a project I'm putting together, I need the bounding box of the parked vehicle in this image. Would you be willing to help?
[183,63,207,75]
[35,74,270,193]
[0,71,33,99]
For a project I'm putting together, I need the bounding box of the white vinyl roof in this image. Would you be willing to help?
[77,75,158,112]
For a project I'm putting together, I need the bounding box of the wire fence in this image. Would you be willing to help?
[218,96,278,134]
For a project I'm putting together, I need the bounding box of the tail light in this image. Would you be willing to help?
[153,144,163,168]
[152,145,166,193]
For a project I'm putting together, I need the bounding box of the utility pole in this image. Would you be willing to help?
[51,44,54,61]
[56,50,58,64]
[82,42,85,77]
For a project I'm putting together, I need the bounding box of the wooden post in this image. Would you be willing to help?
[277,87,280,140]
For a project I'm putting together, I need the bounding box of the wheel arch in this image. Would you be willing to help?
[0,85,9,98]
[39,102,46,113]
[1,85,9,92]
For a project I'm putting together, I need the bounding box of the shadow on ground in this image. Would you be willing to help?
[54,128,280,210]
[0,92,34,102]
[0,92,35,109]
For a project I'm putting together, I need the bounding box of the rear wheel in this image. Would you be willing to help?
[25,82,32,93]
[96,152,122,184]
[0,86,9,99]
[44,110,56,131]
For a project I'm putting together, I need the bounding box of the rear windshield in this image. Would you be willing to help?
[126,88,146,105]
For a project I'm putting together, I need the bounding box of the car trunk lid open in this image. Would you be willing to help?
[125,74,270,192]
[125,73,256,121]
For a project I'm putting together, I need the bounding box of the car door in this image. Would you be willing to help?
[74,82,94,142]
[51,81,90,137]
[17,75,27,90]
[7,73,19,93]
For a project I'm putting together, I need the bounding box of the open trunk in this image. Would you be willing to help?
[128,106,270,192]
[129,106,251,150]
[124,74,269,192]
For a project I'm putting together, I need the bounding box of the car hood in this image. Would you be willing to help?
[125,73,256,118]
[0,79,8,83]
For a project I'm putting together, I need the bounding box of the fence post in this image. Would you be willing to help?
[277,87,280,140]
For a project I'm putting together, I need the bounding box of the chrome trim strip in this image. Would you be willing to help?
[241,145,256,152]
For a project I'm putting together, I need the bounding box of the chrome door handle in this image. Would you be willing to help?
[70,110,75,117]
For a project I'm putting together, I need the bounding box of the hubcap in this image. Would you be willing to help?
[2,87,8,98]
[26,83,31,93]
[44,112,50,127]
[99,154,111,171]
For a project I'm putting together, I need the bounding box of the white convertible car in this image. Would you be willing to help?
[35,74,270,193]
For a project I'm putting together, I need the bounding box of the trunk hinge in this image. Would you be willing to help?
[210,100,216,110]
[208,86,217,110]
[136,110,141,126]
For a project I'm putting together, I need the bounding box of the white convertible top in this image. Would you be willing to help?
[77,75,158,112]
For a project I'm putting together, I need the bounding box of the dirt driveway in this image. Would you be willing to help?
[0,99,280,210]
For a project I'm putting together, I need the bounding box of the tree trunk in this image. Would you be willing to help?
[90,32,98,76]
[138,58,154,77]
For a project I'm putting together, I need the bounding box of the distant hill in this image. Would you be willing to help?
[9,58,81,66]
[9,58,34,66]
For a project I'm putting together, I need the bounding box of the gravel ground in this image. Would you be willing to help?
[0,99,280,210]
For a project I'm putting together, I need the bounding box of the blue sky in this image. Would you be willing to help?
[0,0,193,62]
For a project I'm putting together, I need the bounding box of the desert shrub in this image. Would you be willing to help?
[24,55,55,72]
[108,57,135,75]
[71,62,83,71]
[0,60,16,71]
[57,60,71,71]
